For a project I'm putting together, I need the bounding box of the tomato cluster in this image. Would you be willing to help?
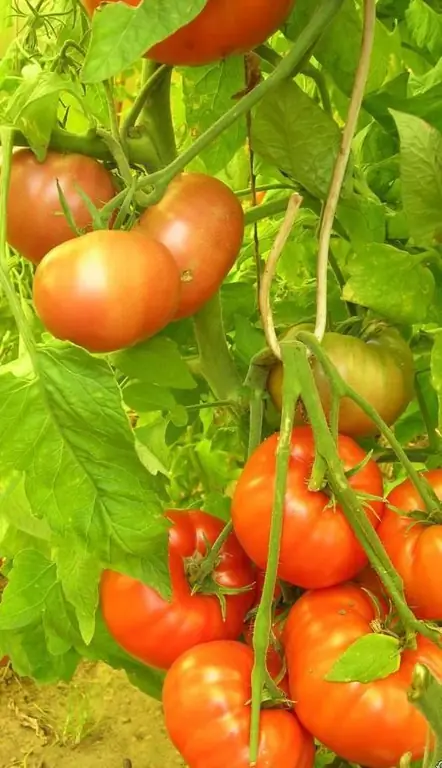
[6,152,244,353]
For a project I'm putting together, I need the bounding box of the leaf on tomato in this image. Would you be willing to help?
[81,0,209,83]
[251,80,343,199]
[391,110,442,247]
[114,337,196,390]
[53,537,101,646]
[181,57,246,175]
[325,634,401,683]
[343,243,434,324]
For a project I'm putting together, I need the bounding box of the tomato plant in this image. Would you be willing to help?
[243,609,289,694]
[163,640,314,768]
[101,509,256,669]
[284,584,442,768]
[33,229,181,352]
[6,150,116,265]
[82,0,295,66]
[138,173,245,318]
[231,426,385,588]
[268,327,414,437]
[377,470,442,620]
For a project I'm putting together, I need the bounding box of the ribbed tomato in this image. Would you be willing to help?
[101,510,256,669]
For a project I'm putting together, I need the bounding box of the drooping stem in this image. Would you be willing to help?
[120,63,168,141]
[192,294,242,402]
[249,345,301,765]
[314,0,376,342]
[408,664,442,761]
[291,339,441,646]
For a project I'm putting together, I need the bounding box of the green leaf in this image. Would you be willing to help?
[0,550,58,630]
[123,382,177,413]
[54,538,101,646]
[343,244,434,324]
[1,623,80,684]
[406,0,442,60]
[336,195,387,246]
[431,333,442,431]
[391,111,442,246]
[82,0,209,83]
[114,337,196,390]
[251,79,343,199]
[325,634,401,683]
[180,57,246,175]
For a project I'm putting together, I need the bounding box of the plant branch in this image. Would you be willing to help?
[192,294,242,402]
[259,194,303,359]
[314,0,376,342]
[415,373,442,453]
[194,521,234,587]
[120,63,168,141]
[409,664,442,761]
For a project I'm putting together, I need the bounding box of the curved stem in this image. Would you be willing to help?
[302,63,332,114]
[249,346,301,765]
[120,63,168,141]
[415,372,442,453]
[192,294,242,402]
[314,0,376,342]
[291,340,441,646]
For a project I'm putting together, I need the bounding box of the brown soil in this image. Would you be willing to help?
[0,661,185,768]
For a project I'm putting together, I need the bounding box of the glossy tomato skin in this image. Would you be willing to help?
[232,426,385,589]
[378,470,442,620]
[163,640,315,768]
[7,150,116,265]
[82,0,294,66]
[284,584,442,768]
[268,328,414,437]
[138,173,244,319]
[101,511,256,670]
[33,229,180,353]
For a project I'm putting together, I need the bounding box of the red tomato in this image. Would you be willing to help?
[231,426,385,589]
[378,470,442,620]
[33,229,180,353]
[101,510,256,670]
[6,150,116,265]
[284,584,442,768]
[243,610,289,695]
[138,173,244,319]
[163,640,315,768]
[82,0,295,66]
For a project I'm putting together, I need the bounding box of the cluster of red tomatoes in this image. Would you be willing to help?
[7,150,245,353]
[100,425,442,768]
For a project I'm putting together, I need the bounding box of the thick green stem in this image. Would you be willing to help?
[374,448,435,464]
[408,664,442,760]
[291,340,441,646]
[245,364,269,458]
[249,345,300,765]
[138,65,177,169]
[298,331,442,520]
[120,63,168,141]
[192,294,242,402]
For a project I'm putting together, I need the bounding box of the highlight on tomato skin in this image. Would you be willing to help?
[81,0,295,67]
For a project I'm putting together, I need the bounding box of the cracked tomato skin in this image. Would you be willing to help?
[82,0,295,66]
[231,425,385,589]
[377,470,442,620]
[284,584,442,768]
[101,511,256,670]
[163,640,315,768]
[7,150,116,265]
[138,173,244,319]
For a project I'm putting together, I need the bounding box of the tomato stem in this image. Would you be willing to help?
[415,372,442,454]
[408,664,442,760]
[191,521,234,588]
[192,294,242,402]
[291,339,442,647]
[249,344,301,765]
[120,63,168,146]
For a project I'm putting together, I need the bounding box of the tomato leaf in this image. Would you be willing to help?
[53,537,101,646]
[325,634,401,683]
[252,79,343,199]
[431,333,442,432]
[391,110,442,247]
[81,0,209,83]
[405,0,442,61]
[114,337,197,390]
[343,243,434,324]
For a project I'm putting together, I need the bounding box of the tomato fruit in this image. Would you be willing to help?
[33,229,180,353]
[268,327,414,437]
[82,0,295,66]
[101,510,256,670]
[163,640,315,768]
[231,426,385,589]
[138,173,244,319]
[6,150,116,265]
[284,584,442,768]
[377,470,442,620]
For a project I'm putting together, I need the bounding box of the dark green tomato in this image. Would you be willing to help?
[268,327,414,438]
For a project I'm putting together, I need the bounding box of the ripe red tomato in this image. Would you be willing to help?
[163,640,315,768]
[82,0,295,66]
[231,426,385,589]
[138,173,244,319]
[101,510,256,670]
[377,470,442,620]
[6,150,116,265]
[33,229,180,353]
[268,327,414,437]
[284,584,442,768]
[243,610,289,695]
